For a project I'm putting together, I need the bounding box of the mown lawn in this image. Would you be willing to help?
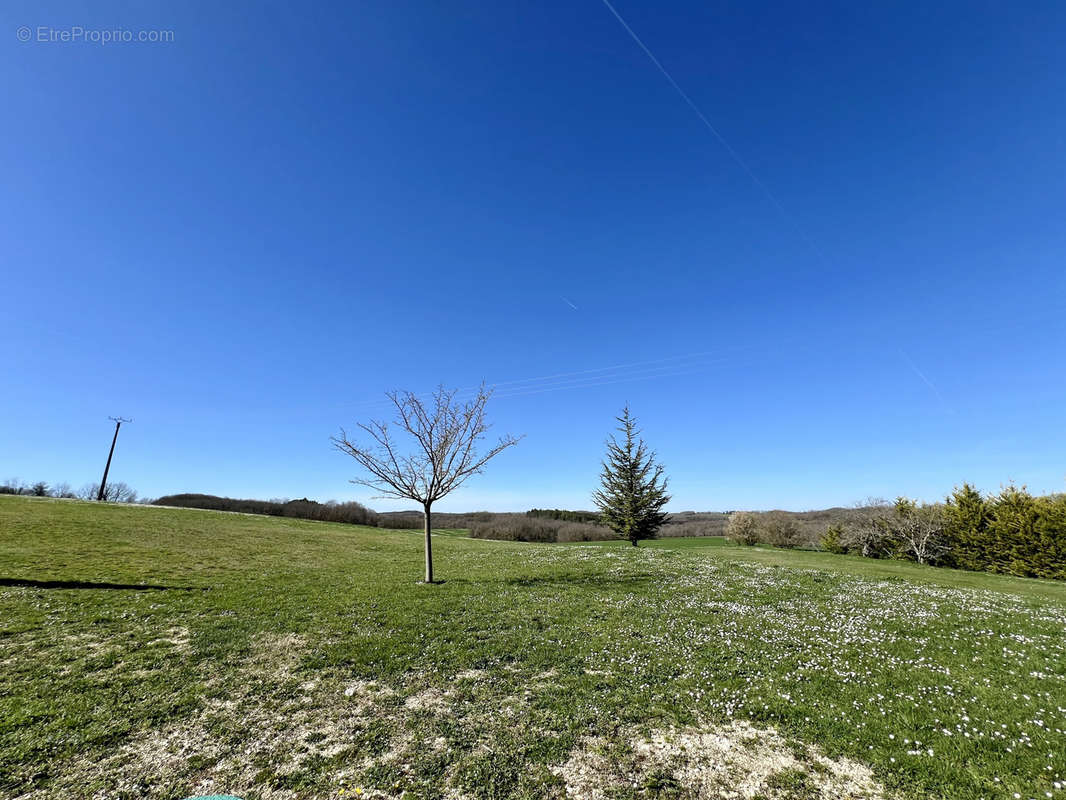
[1,495,1064,800]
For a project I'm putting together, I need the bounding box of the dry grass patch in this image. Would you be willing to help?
[403,687,451,713]
[145,626,193,654]
[16,633,404,799]
[552,719,887,800]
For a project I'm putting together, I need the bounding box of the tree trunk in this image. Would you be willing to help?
[423,503,434,583]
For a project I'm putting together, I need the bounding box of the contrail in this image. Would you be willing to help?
[562,297,579,310]
[899,349,952,413]
[596,0,830,267]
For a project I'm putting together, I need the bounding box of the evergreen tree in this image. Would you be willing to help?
[944,483,991,570]
[1034,494,1066,580]
[591,407,670,546]
[820,523,847,554]
[990,485,1040,577]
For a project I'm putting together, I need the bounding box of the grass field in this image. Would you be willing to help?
[2,496,1064,800]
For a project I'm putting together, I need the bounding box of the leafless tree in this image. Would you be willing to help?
[761,511,804,548]
[841,498,894,558]
[80,481,138,503]
[110,482,138,503]
[2,478,27,495]
[893,500,950,565]
[332,385,521,583]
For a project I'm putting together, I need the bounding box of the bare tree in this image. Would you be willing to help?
[332,385,521,583]
[76,483,98,500]
[81,481,138,503]
[2,478,27,495]
[107,482,139,503]
[760,511,804,548]
[841,498,894,558]
[893,499,950,565]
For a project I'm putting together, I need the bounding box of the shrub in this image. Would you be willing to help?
[469,515,613,543]
[759,511,804,548]
[725,511,759,546]
[820,524,847,554]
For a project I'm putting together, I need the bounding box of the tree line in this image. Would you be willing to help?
[469,514,613,543]
[1,479,139,503]
[153,493,385,527]
[526,508,603,524]
[469,512,725,543]
[727,485,1066,580]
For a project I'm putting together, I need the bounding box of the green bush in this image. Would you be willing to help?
[820,524,847,554]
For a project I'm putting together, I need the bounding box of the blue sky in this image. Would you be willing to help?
[3,1,1064,512]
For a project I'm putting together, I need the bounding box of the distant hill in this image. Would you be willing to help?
[153,493,382,527]
[152,493,868,542]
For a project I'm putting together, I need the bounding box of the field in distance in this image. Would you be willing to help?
[1,495,1064,800]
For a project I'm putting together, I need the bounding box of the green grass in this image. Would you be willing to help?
[580,535,1066,603]
[1,495,1064,800]
[567,535,735,549]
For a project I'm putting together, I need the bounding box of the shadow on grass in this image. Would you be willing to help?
[0,578,204,591]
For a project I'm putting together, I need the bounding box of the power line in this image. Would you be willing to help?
[490,355,740,400]
[491,363,717,400]
[467,346,749,391]
[345,346,754,413]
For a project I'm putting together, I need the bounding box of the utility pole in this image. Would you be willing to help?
[97,417,132,501]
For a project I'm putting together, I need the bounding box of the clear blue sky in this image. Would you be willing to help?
[3,1,1064,512]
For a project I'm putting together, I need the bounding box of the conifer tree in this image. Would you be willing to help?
[944,483,991,570]
[591,406,670,546]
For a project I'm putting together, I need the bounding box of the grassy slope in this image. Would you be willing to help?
[1,496,1064,800]
[573,536,1066,603]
